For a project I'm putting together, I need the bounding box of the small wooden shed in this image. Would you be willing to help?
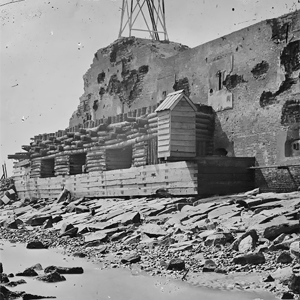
[155,90,197,159]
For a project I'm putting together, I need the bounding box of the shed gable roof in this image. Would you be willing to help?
[155,90,197,112]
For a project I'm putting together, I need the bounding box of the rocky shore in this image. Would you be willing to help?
[1,189,300,299]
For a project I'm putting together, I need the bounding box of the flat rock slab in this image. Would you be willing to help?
[169,240,194,252]
[140,224,166,237]
[22,293,56,299]
[84,231,107,243]
[208,205,240,220]
[121,254,141,264]
[59,227,78,238]
[27,215,52,226]
[290,241,300,258]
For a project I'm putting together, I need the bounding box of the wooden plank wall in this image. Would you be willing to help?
[14,161,198,199]
[157,111,171,158]
[170,101,196,158]
[197,157,255,195]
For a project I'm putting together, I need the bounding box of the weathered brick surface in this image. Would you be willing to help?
[155,11,300,192]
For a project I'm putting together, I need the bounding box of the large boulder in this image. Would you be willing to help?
[44,266,83,274]
[233,252,266,265]
[36,270,66,282]
[140,224,166,237]
[167,258,185,271]
[16,267,38,277]
[290,241,300,258]
[6,219,18,229]
[0,285,24,299]
[42,218,53,229]
[59,223,74,235]
[75,205,89,214]
[0,273,9,283]
[27,215,52,226]
[203,259,217,272]
[277,251,293,264]
[59,227,78,238]
[121,211,141,225]
[26,241,47,249]
[6,279,26,287]
[230,229,258,252]
[204,233,233,247]
[288,274,300,294]
[263,220,299,240]
[121,254,141,264]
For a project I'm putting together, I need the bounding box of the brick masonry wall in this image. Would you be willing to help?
[156,10,300,192]
[69,11,300,192]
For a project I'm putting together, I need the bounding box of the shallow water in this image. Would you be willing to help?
[0,241,277,300]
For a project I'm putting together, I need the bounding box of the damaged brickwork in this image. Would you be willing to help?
[69,37,189,124]
[251,61,269,79]
[106,65,149,107]
[173,77,190,97]
[260,40,300,107]
[281,100,300,125]
[68,10,300,192]
[267,18,291,43]
[223,74,247,90]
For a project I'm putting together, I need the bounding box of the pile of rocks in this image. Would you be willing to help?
[0,188,299,299]
[0,261,83,299]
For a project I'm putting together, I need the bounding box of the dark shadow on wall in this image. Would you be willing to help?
[253,159,269,192]
[213,112,235,157]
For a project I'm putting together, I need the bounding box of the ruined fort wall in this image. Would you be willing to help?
[156,11,300,192]
[69,38,189,127]
[69,11,300,192]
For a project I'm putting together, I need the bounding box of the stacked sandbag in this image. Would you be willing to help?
[145,112,158,134]
[86,147,106,172]
[54,155,70,176]
[30,159,42,178]
[132,141,147,167]
[9,106,162,177]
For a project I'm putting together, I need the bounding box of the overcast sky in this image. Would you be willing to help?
[1,0,299,175]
